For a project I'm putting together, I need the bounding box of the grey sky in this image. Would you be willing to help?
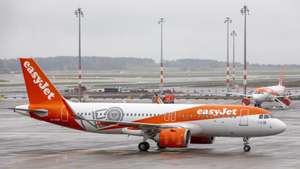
[1,0,299,64]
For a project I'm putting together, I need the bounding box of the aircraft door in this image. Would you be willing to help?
[239,109,249,126]
[60,106,69,122]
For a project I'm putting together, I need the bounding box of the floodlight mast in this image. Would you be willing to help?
[75,8,84,102]
[224,17,232,93]
[230,30,237,86]
[241,5,249,95]
[158,18,165,95]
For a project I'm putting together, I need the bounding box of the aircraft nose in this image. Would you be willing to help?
[273,119,287,134]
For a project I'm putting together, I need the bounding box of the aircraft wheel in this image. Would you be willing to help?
[254,103,261,108]
[138,142,150,151]
[243,145,251,152]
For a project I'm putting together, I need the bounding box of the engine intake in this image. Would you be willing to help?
[281,97,291,106]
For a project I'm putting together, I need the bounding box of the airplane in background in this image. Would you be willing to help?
[11,58,286,152]
[230,74,291,109]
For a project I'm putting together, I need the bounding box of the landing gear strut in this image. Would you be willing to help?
[138,141,150,151]
[243,137,251,152]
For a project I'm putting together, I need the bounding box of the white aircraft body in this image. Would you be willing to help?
[13,58,286,152]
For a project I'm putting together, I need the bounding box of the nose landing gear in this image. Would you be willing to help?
[243,137,251,152]
[254,102,261,107]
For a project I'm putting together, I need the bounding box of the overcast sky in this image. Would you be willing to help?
[1,0,299,64]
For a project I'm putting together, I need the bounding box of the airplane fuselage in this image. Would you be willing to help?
[17,102,286,138]
[253,85,286,103]
[16,58,287,152]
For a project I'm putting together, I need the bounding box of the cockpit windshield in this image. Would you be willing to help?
[259,114,272,119]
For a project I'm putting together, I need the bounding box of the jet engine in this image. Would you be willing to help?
[280,97,291,106]
[242,97,251,105]
[156,128,191,148]
[190,136,215,144]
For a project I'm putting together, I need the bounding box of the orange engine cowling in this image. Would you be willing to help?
[157,128,191,148]
[190,136,215,144]
[242,97,251,105]
[281,97,291,106]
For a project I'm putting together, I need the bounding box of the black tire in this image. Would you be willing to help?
[243,145,251,152]
[254,102,261,107]
[138,142,150,152]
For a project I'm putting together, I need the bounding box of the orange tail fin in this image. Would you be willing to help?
[19,58,63,104]
[19,58,83,130]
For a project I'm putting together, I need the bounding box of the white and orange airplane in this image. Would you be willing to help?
[230,67,293,109]
[232,79,291,109]
[12,58,286,152]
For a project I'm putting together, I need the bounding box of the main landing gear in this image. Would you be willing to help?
[243,137,251,152]
[254,102,261,108]
[138,141,150,152]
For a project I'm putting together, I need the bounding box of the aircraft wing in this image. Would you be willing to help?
[273,95,286,99]
[75,115,178,130]
[271,97,289,109]
[226,92,253,98]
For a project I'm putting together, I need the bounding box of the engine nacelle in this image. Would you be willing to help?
[281,97,291,106]
[190,136,215,144]
[157,128,191,148]
[242,97,251,105]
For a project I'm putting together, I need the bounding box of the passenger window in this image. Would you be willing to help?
[264,115,269,119]
[259,115,263,119]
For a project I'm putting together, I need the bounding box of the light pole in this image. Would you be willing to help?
[158,17,165,95]
[224,17,232,93]
[241,5,249,95]
[230,30,237,86]
[75,8,83,102]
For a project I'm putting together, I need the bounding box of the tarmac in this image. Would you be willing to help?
[0,99,300,169]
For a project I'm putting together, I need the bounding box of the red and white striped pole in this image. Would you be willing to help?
[224,17,232,93]
[158,18,165,94]
[230,30,237,86]
[241,5,249,95]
